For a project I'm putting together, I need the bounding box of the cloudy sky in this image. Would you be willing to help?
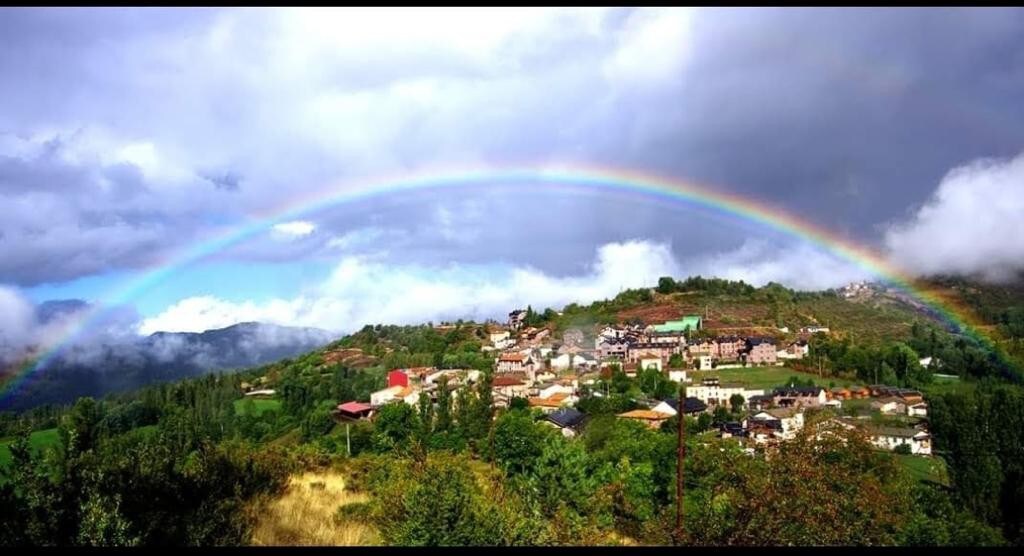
[2,7,1024,345]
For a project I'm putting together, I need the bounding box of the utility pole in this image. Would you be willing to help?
[489,404,496,472]
[675,381,686,545]
[346,423,351,457]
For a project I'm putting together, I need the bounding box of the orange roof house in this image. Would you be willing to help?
[617,409,673,429]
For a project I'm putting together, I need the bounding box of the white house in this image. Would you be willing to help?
[538,383,574,399]
[867,426,932,455]
[907,402,928,417]
[668,369,688,383]
[639,356,662,372]
[696,355,713,371]
[687,379,765,409]
[871,396,907,415]
[370,385,403,406]
[749,408,805,439]
[371,385,420,407]
[489,330,513,349]
[551,353,592,371]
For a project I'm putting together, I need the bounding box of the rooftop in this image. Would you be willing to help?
[547,407,586,429]
[337,401,373,413]
[618,409,674,421]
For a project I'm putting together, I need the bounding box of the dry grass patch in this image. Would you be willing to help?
[250,470,381,546]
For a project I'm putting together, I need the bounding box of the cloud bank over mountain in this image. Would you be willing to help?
[139,239,869,335]
[884,151,1024,282]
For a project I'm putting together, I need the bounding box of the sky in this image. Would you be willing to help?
[2,7,1024,348]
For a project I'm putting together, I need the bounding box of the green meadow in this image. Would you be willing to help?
[0,427,60,468]
[233,398,282,417]
[688,366,858,390]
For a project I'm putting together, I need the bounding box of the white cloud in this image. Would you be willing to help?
[603,8,695,88]
[271,220,316,239]
[0,286,117,361]
[137,238,866,335]
[685,239,871,291]
[326,227,388,250]
[884,151,1024,281]
[0,286,38,353]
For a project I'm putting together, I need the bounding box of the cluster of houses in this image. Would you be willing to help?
[493,311,813,381]
[609,379,933,455]
[713,384,932,455]
[591,318,807,368]
[326,308,932,458]
[334,367,482,421]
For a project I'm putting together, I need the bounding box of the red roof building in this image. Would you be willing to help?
[336,401,374,421]
[492,376,525,387]
[388,369,409,388]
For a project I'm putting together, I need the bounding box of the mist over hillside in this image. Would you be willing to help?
[1,322,335,411]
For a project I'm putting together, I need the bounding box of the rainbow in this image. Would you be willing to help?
[0,164,1007,407]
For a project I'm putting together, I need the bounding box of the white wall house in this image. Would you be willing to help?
[370,385,403,406]
[551,353,592,371]
[639,357,662,372]
[907,402,928,417]
[749,408,805,439]
[489,330,513,349]
[871,397,906,415]
[687,382,765,408]
[538,383,574,399]
[668,369,688,383]
[868,427,932,455]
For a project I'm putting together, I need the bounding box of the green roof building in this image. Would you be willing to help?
[652,316,702,333]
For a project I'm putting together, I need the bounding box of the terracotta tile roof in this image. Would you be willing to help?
[492,376,525,387]
[529,395,569,408]
[499,353,525,362]
[617,409,673,421]
[396,386,416,398]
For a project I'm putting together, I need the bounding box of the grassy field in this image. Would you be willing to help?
[689,366,858,390]
[897,454,949,486]
[0,427,60,467]
[234,398,282,417]
[249,470,381,546]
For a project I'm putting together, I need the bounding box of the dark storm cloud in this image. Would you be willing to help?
[1,7,1023,288]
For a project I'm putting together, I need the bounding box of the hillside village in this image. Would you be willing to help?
[322,305,934,457]
[10,276,1022,547]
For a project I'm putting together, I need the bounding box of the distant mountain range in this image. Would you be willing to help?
[1,322,336,412]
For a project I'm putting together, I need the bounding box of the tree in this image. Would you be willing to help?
[729,394,745,414]
[60,397,103,455]
[879,362,899,386]
[300,401,336,441]
[685,423,916,545]
[416,387,435,446]
[637,366,664,397]
[657,277,678,295]
[372,403,417,454]
[610,366,632,395]
[493,410,549,476]
[711,406,731,424]
[435,376,453,433]
[362,454,545,546]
